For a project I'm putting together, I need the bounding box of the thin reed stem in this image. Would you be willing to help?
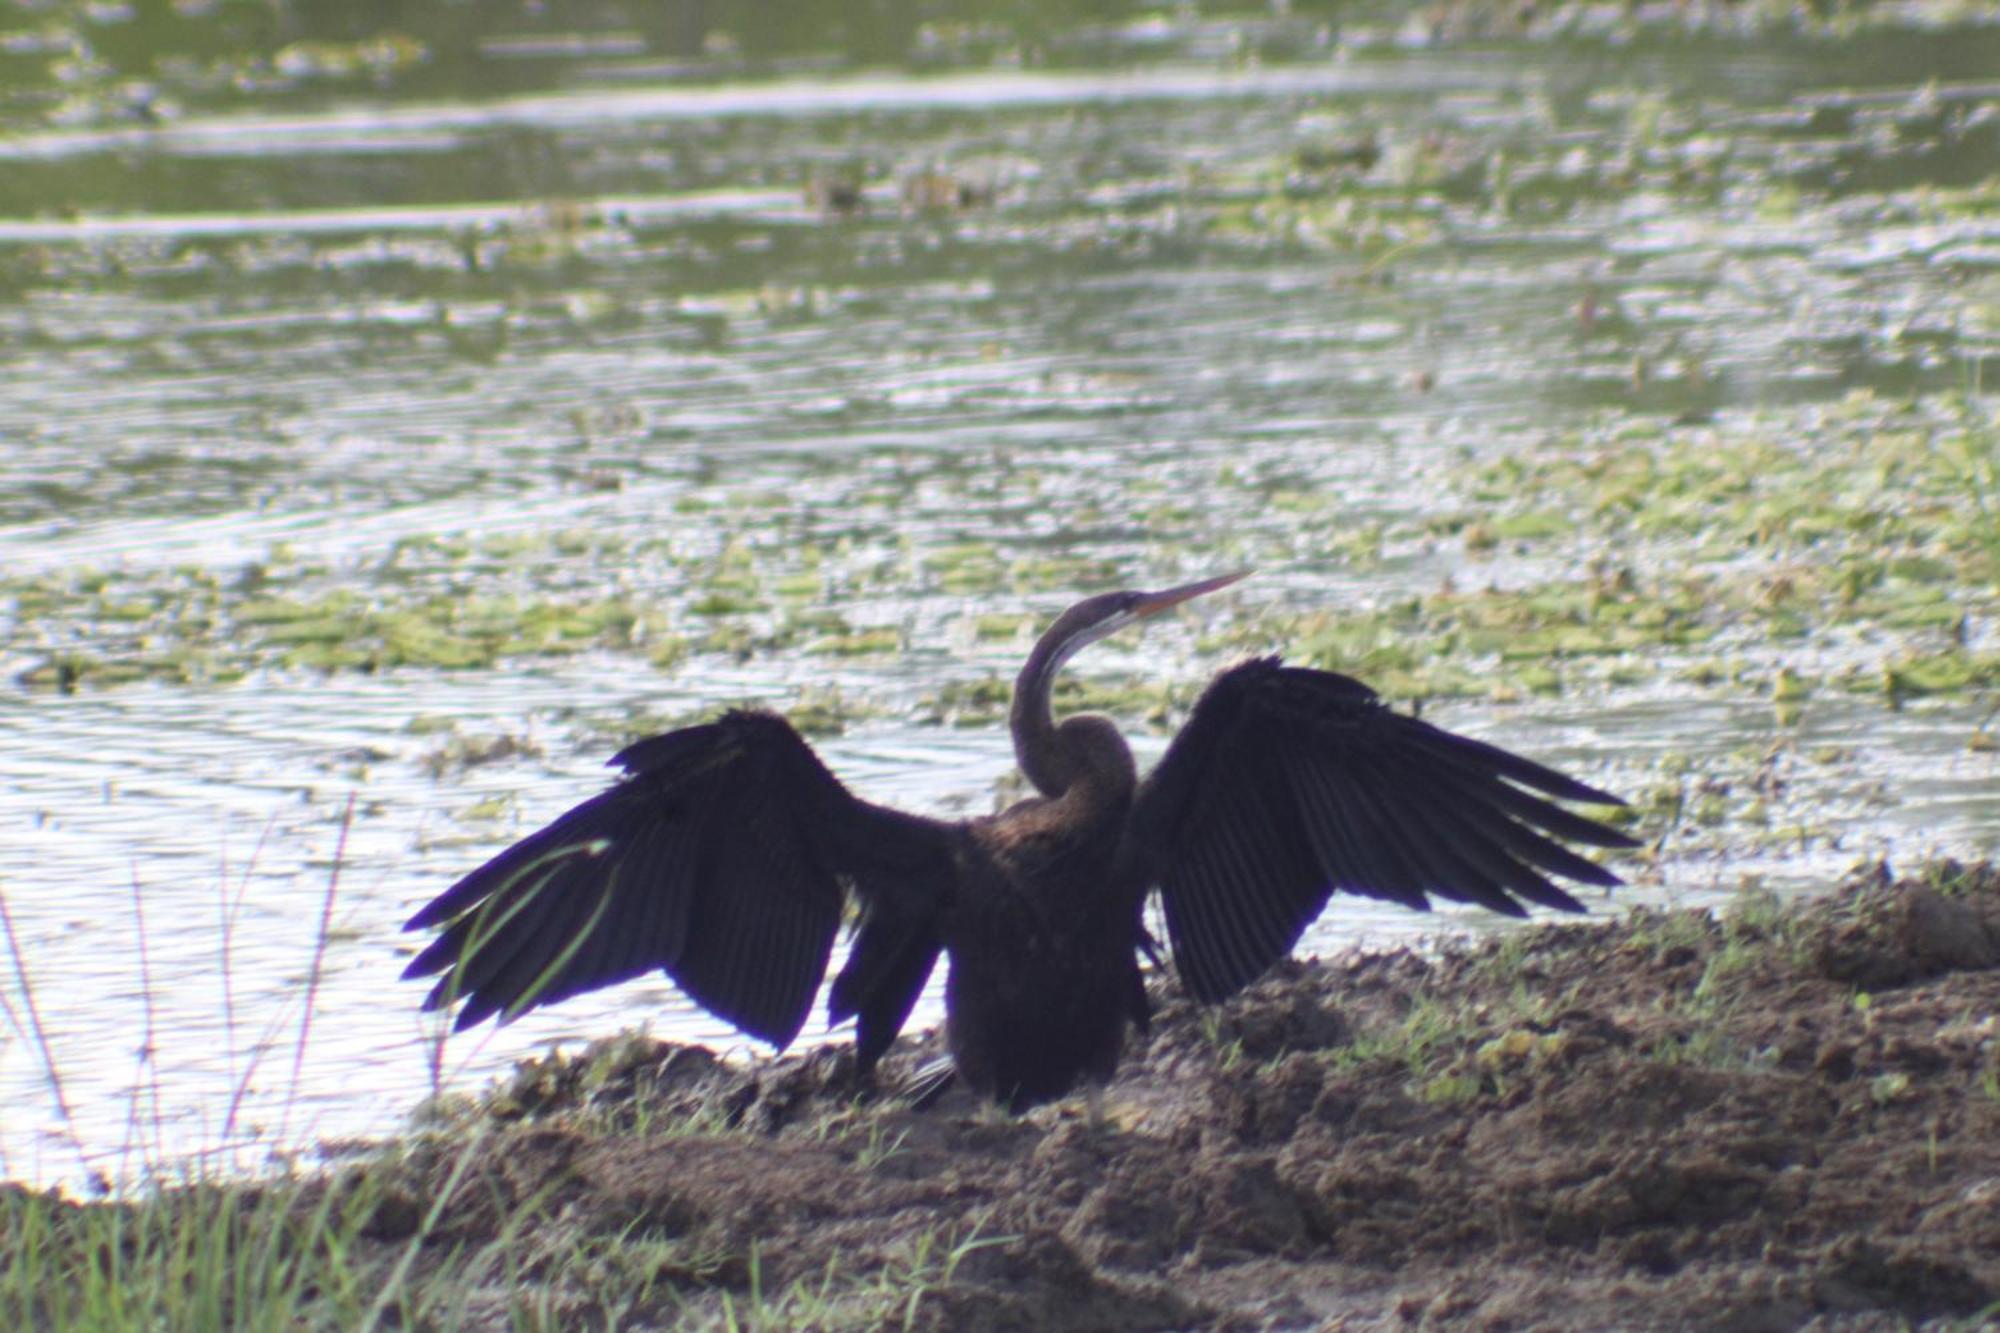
[0,882,95,1185]
[278,792,355,1149]
[119,863,167,1182]
[218,811,277,1144]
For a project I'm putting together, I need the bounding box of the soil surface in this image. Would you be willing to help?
[354,861,2000,1329]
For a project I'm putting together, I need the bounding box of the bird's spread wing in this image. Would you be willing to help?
[403,709,953,1053]
[825,898,941,1072]
[1129,657,1639,1004]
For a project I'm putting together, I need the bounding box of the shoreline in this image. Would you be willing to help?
[7,859,1998,1329]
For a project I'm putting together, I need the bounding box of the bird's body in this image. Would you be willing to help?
[405,574,1637,1110]
[944,747,1147,1109]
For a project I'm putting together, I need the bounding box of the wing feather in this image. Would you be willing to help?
[1405,722,1625,806]
[1413,766,1625,889]
[1289,752,1432,908]
[1134,658,1637,1004]
[413,849,599,1020]
[1441,766,1636,851]
[404,709,952,1051]
[1163,834,1253,1001]
[1162,756,1332,1001]
[1280,751,1430,912]
[827,900,942,1074]
[1385,780,1586,914]
[1347,759,1526,917]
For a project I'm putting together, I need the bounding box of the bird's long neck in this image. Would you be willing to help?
[1011,630,1076,796]
[1010,625,1139,817]
[1051,716,1137,817]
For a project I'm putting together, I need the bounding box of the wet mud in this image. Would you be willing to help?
[326,862,2000,1327]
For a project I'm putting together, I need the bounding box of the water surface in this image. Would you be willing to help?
[2,2,1996,1189]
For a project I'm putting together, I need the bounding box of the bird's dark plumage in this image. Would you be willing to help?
[1127,658,1628,1002]
[404,574,1638,1110]
[404,712,954,1049]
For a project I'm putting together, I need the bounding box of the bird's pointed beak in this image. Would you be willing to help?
[1131,570,1252,620]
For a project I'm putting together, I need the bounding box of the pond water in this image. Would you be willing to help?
[1,1,1996,1190]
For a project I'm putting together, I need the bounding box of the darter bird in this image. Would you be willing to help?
[403,572,1635,1111]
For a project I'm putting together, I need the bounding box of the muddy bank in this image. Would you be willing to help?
[290,859,1992,1330]
[22,862,1993,1329]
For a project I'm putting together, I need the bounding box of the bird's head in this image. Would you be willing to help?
[1034,570,1250,681]
[1011,571,1249,797]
